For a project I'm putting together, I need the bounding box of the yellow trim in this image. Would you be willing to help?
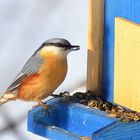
[87,0,104,95]
[114,17,140,111]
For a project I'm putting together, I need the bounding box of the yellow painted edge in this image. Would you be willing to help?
[114,17,140,111]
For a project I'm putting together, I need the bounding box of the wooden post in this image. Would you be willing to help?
[87,0,104,95]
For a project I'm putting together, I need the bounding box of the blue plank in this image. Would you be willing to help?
[93,121,140,140]
[102,0,140,102]
[28,121,81,140]
[28,98,117,140]
[28,98,140,140]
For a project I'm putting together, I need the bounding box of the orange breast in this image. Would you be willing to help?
[18,56,67,101]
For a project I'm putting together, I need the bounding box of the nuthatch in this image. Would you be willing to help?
[0,38,80,110]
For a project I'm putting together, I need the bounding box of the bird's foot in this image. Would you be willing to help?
[33,103,50,110]
[42,104,51,117]
[40,103,50,110]
[34,98,51,117]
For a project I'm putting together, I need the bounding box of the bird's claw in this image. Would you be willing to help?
[40,103,51,117]
[34,98,51,117]
[40,103,50,110]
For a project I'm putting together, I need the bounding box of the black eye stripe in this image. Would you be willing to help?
[45,43,72,48]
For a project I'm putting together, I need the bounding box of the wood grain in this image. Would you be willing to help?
[114,17,140,112]
[87,0,104,95]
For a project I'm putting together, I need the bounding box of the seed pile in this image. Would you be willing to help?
[53,91,140,122]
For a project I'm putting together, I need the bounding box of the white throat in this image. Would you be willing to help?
[44,45,70,56]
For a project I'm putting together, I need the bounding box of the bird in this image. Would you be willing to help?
[0,38,80,110]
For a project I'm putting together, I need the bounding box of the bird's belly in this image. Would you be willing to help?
[18,59,67,101]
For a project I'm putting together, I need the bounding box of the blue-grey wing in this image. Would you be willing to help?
[7,52,44,92]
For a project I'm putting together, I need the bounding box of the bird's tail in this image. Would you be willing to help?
[0,97,8,106]
[0,93,16,106]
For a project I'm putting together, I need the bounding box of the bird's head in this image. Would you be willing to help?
[38,38,80,58]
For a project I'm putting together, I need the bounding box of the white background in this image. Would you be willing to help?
[0,0,88,140]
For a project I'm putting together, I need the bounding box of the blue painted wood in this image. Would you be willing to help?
[28,98,140,140]
[102,0,140,102]
[93,121,140,140]
[28,1,140,139]
[28,98,117,140]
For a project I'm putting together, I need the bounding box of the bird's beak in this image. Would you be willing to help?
[68,45,80,51]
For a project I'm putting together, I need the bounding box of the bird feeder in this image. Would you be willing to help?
[28,0,140,139]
